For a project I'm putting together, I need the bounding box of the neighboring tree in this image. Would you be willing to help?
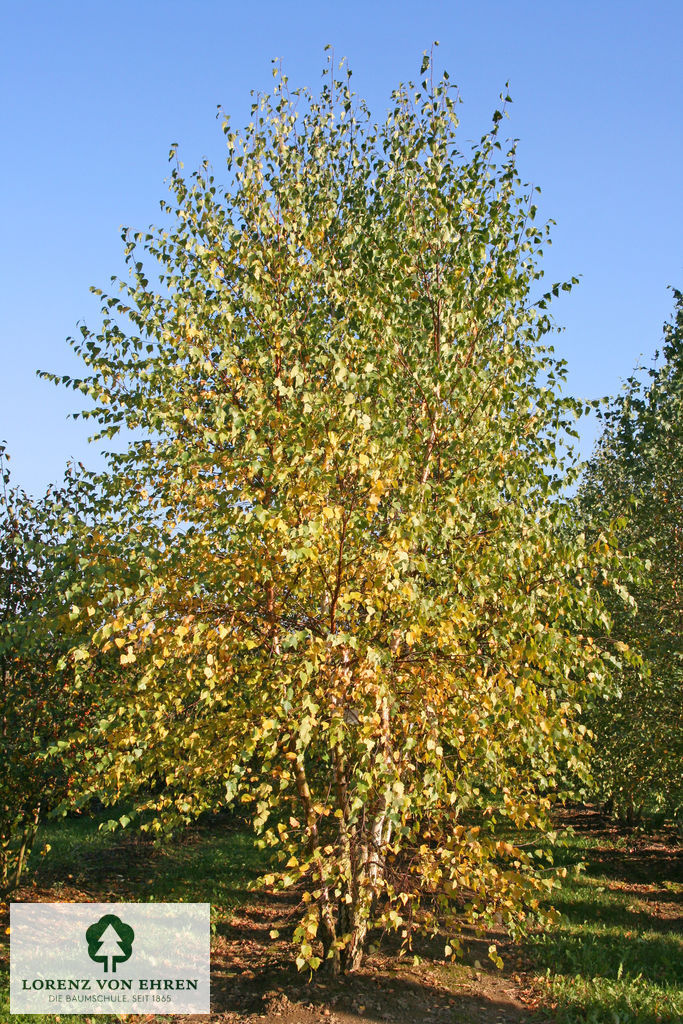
[54,56,620,972]
[0,446,96,890]
[578,291,683,824]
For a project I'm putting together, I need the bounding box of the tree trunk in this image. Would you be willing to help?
[11,803,41,890]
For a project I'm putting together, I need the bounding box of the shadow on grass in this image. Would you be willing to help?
[552,896,682,935]
[25,812,268,910]
[521,807,683,1024]
[583,848,683,885]
[528,927,682,986]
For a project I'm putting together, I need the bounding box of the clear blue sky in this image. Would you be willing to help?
[1,0,681,496]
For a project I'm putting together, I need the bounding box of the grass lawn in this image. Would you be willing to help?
[0,805,680,1023]
[0,811,269,1024]
[522,807,682,1024]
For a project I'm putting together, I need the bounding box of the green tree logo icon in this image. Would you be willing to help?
[85,914,135,973]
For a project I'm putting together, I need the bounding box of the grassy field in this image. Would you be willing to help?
[523,808,682,1023]
[0,814,269,1024]
[0,806,680,1023]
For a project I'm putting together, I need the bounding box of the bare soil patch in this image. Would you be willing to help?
[3,805,680,1023]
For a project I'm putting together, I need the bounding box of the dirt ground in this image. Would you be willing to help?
[2,881,541,1024]
[186,891,540,1024]
[3,806,681,1023]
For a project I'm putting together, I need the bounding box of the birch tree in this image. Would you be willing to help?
[53,54,620,971]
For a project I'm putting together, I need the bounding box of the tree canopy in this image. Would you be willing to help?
[48,55,622,972]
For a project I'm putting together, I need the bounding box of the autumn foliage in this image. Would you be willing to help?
[38,56,628,972]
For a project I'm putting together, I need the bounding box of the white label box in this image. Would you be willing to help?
[10,902,210,1014]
